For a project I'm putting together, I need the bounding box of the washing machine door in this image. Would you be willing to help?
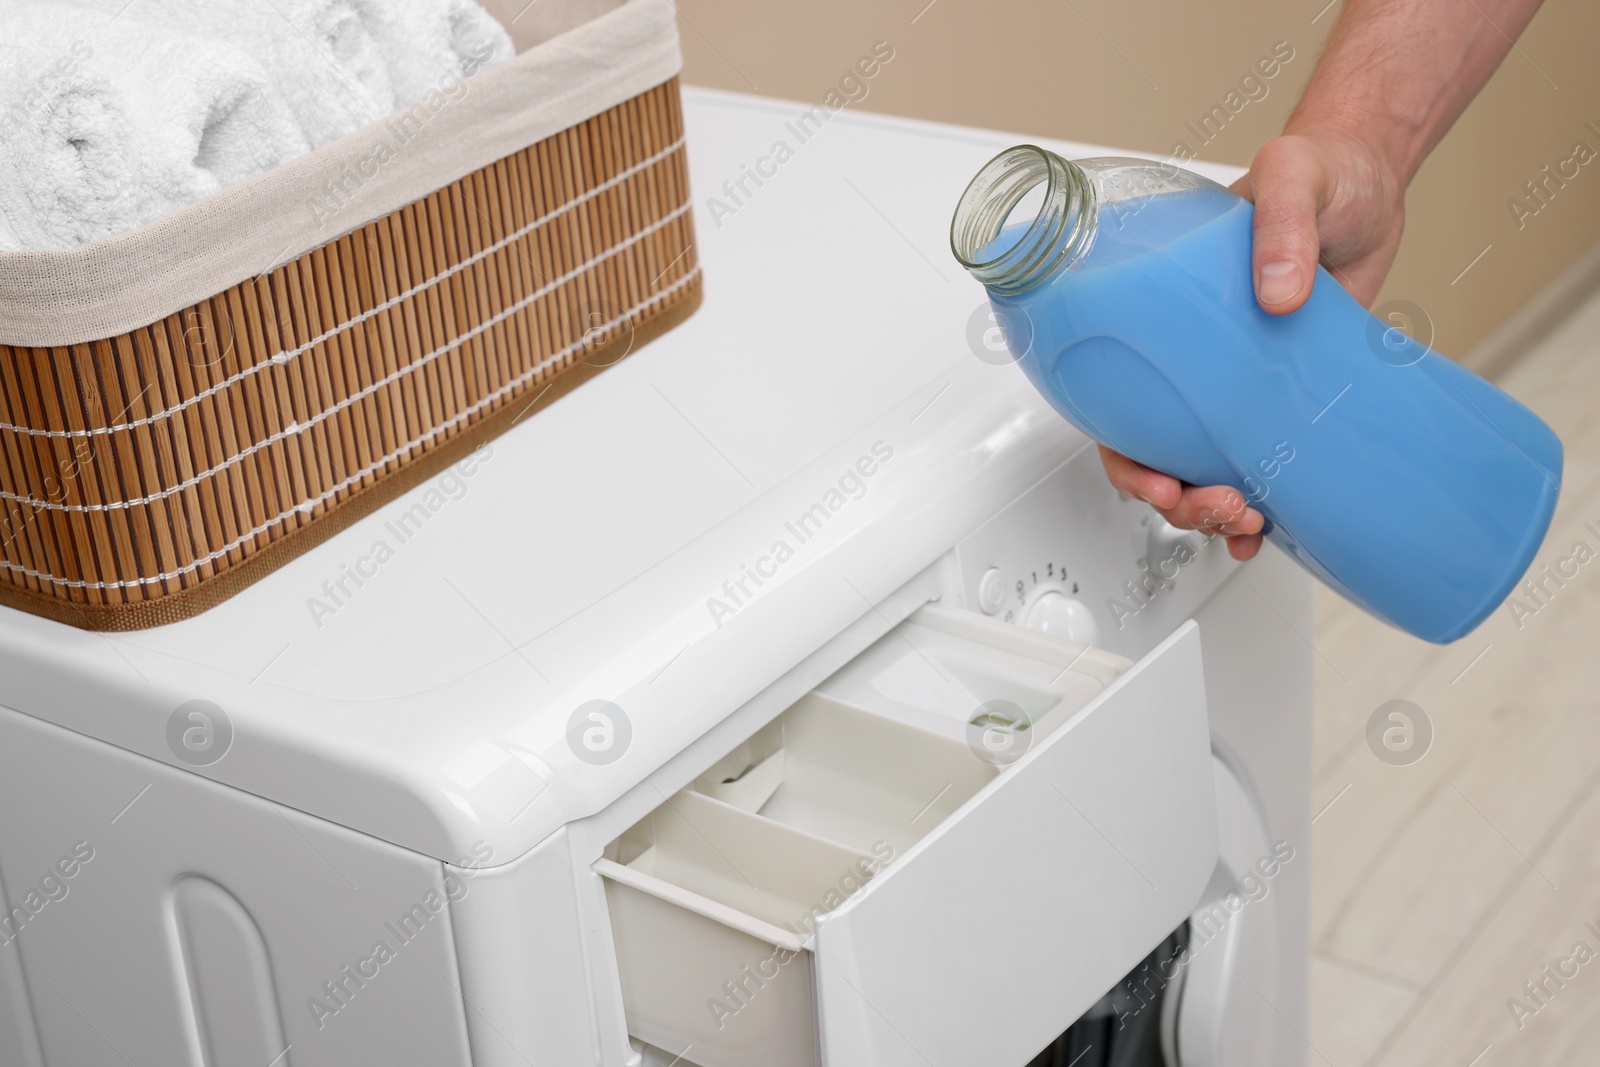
[1161,757,1280,1067]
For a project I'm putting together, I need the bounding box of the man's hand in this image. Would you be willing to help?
[1233,123,1407,312]
[1098,446,1267,561]
[1095,0,1546,563]
[1097,122,1408,563]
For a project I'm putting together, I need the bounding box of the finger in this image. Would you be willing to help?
[1226,532,1264,562]
[1158,484,1264,538]
[1098,445,1182,509]
[1232,137,1327,316]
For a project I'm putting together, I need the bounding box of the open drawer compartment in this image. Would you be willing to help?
[596,605,1219,1067]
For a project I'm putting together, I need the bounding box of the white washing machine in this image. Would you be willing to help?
[0,89,1311,1067]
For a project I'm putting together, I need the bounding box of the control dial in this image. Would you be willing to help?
[1145,517,1203,581]
[1022,589,1099,646]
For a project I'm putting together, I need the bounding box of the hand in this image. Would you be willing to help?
[1233,122,1408,311]
[1098,446,1267,562]
[1099,122,1408,562]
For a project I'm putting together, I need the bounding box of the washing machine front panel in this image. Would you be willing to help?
[0,704,474,1067]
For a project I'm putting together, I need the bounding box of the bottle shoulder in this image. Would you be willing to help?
[1075,157,1229,206]
[1075,186,1246,272]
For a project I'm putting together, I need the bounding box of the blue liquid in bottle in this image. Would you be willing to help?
[956,150,1561,643]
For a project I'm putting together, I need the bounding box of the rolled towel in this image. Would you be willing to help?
[0,42,145,249]
[2,5,311,234]
[371,0,515,107]
[79,0,396,148]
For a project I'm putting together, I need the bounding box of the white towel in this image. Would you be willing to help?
[0,42,145,249]
[79,0,397,148]
[1,5,311,236]
[372,0,515,106]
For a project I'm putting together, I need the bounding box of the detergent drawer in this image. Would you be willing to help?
[595,606,1217,1067]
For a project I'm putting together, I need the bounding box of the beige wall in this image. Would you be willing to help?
[676,0,1600,366]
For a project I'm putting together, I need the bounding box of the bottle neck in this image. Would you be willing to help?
[950,145,1098,296]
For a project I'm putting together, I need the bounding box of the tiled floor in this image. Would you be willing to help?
[1308,286,1600,1067]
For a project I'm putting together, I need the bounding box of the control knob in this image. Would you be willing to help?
[1022,590,1098,646]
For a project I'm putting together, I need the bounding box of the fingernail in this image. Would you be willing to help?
[1257,260,1301,306]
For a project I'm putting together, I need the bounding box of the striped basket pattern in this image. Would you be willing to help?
[0,78,700,632]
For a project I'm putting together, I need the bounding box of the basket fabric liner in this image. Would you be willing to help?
[0,0,700,630]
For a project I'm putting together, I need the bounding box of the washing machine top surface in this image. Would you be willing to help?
[0,91,1241,863]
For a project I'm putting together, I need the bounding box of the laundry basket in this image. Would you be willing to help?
[0,0,700,632]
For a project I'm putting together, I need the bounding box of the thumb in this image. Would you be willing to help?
[1231,136,1327,316]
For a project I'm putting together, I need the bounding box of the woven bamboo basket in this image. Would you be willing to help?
[0,0,699,632]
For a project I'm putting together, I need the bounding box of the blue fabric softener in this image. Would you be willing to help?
[950,146,1561,643]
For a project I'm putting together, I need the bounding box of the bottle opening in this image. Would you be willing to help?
[950,145,1097,295]
[990,182,1048,256]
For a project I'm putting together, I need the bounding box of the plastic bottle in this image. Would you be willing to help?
[950,145,1561,643]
